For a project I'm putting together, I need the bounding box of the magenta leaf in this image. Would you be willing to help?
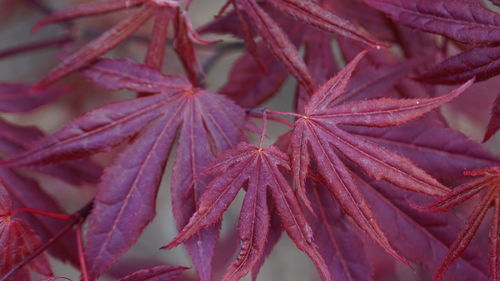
[365,0,500,44]
[418,45,500,84]
[0,82,69,113]
[164,143,331,281]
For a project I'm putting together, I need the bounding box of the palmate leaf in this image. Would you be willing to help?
[414,167,500,281]
[365,0,500,44]
[163,142,331,281]
[0,59,246,281]
[31,0,206,88]
[290,50,474,266]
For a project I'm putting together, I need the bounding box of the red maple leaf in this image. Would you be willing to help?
[31,0,210,88]
[0,58,246,281]
[365,0,500,141]
[163,137,331,281]
[414,167,500,281]
[288,50,474,264]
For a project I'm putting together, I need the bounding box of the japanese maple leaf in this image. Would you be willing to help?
[413,167,499,281]
[31,0,208,88]
[163,141,331,281]
[289,50,474,264]
[364,0,500,140]
[0,58,246,281]
[0,181,52,281]
[223,0,385,95]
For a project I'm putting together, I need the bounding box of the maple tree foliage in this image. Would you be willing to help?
[1,0,500,281]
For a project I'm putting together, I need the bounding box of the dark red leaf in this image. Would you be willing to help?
[173,8,207,86]
[219,42,288,108]
[433,186,496,281]
[365,0,500,44]
[356,173,489,281]
[413,167,499,281]
[236,0,315,94]
[267,0,385,48]
[32,0,146,32]
[308,181,374,281]
[164,143,331,281]
[347,117,500,186]
[291,50,474,266]
[484,91,500,142]
[34,6,156,89]
[418,45,500,84]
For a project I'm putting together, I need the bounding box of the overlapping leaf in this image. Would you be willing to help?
[0,59,246,281]
[485,92,500,142]
[0,182,53,281]
[413,167,499,281]
[365,0,500,142]
[365,0,500,44]
[290,50,474,265]
[0,82,68,113]
[163,142,331,281]
[31,0,206,88]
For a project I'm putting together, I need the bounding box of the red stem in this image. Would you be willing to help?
[8,208,74,220]
[76,220,90,281]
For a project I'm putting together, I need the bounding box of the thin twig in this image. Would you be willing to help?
[76,219,90,281]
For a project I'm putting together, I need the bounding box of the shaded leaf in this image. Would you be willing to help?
[267,0,384,48]
[418,45,500,84]
[219,42,288,108]
[34,6,156,89]
[32,0,146,32]
[415,167,499,281]
[0,82,68,113]
[365,0,500,44]
[236,0,315,94]
[485,91,500,142]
